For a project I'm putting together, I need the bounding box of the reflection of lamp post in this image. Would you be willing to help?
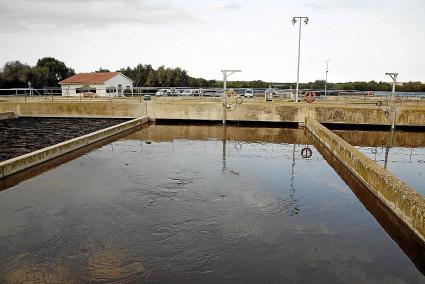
[292,16,309,103]
[222,125,227,172]
[290,144,296,192]
[385,72,398,130]
[221,70,241,125]
[384,130,394,169]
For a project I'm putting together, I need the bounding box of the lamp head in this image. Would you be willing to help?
[292,18,297,25]
[304,17,309,24]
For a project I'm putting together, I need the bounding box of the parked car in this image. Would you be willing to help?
[244,89,254,98]
[265,88,278,101]
[83,92,96,98]
[181,89,195,96]
[265,88,278,96]
[155,89,169,96]
[172,89,181,96]
[191,89,203,96]
[204,89,220,97]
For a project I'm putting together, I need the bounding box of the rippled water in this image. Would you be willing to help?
[0,117,127,162]
[0,124,424,283]
[334,130,425,195]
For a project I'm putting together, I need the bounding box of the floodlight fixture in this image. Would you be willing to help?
[221,69,242,124]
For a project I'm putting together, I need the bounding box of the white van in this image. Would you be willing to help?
[155,89,170,96]
[244,89,254,98]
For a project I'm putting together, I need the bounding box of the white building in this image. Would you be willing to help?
[59,72,133,97]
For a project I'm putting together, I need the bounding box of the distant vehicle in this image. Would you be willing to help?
[244,89,254,98]
[204,89,221,97]
[265,88,278,97]
[83,92,96,98]
[192,89,203,96]
[172,89,181,96]
[155,89,169,96]
[181,89,196,96]
[143,95,151,101]
[181,89,189,96]
[265,88,278,101]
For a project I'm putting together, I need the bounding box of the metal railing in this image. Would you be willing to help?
[0,87,424,105]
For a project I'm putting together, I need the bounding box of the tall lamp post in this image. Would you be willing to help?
[28,81,32,97]
[221,70,241,124]
[324,60,330,98]
[292,16,309,103]
[385,72,398,130]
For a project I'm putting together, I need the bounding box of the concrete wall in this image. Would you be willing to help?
[310,129,425,272]
[305,117,425,242]
[0,111,16,120]
[0,116,149,178]
[0,101,147,119]
[146,101,425,127]
[0,100,425,126]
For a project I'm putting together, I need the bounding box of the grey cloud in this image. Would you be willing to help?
[0,0,200,32]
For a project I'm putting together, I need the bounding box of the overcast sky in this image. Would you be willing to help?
[0,0,424,82]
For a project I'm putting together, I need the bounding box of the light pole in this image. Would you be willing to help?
[28,81,32,97]
[324,60,330,98]
[385,72,398,130]
[221,70,241,124]
[292,16,309,103]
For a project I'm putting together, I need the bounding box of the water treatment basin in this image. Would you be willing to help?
[0,124,423,283]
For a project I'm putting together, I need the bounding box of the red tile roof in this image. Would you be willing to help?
[59,72,121,84]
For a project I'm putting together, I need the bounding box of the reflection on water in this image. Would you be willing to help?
[0,124,424,283]
[334,130,425,194]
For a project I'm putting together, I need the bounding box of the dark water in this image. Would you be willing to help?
[0,125,424,283]
[0,117,127,162]
[334,130,425,195]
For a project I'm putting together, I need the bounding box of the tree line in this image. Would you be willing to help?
[0,58,75,89]
[1,57,424,92]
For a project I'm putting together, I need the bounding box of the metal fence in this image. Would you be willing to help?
[0,87,424,105]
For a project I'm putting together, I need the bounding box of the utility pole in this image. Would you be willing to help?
[324,60,330,98]
[221,70,241,125]
[385,73,398,130]
[28,81,32,97]
[292,16,309,103]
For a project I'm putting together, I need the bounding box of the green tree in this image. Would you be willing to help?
[0,61,33,88]
[96,67,110,73]
[35,57,75,87]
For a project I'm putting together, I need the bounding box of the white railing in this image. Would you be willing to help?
[0,87,424,104]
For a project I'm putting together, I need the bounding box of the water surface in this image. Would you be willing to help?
[334,130,425,195]
[0,124,423,283]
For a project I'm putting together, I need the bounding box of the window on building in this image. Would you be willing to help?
[76,87,96,93]
[106,87,116,93]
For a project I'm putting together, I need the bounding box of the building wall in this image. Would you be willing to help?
[61,84,105,97]
[105,73,134,96]
[60,73,133,97]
